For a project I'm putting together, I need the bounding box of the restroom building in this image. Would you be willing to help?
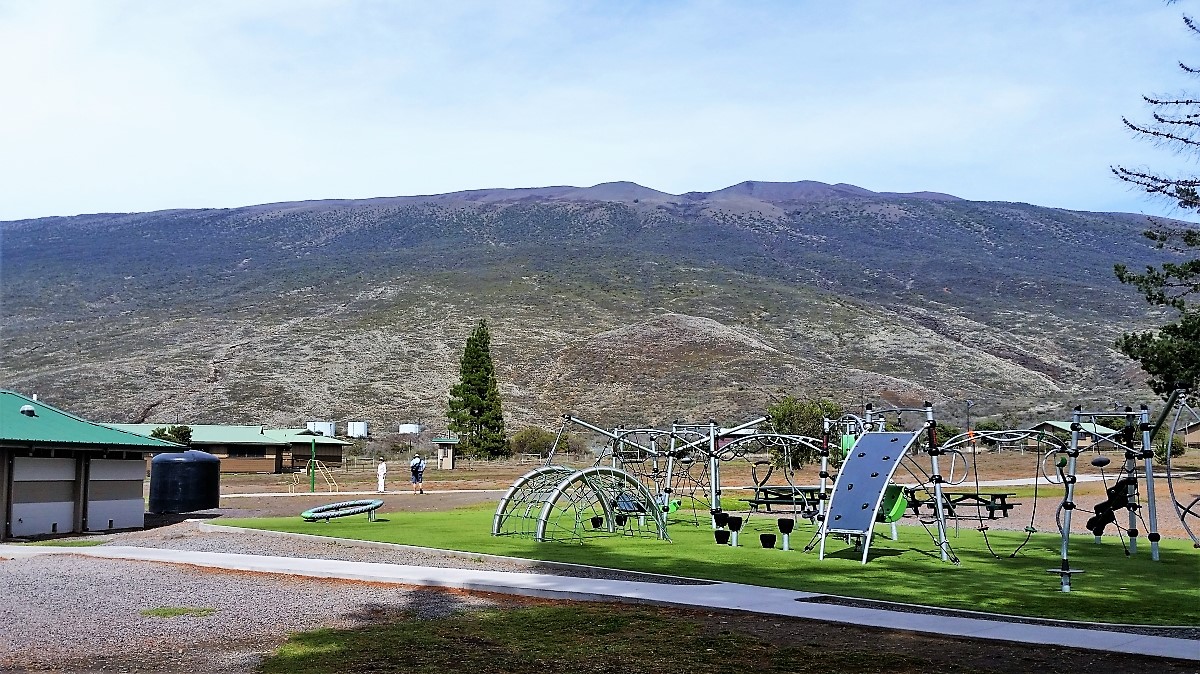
[0,390,178,540]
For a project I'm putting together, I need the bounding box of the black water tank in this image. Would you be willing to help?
[148,450,221,514]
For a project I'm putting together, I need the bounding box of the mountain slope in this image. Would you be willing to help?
[0,180,1179,432]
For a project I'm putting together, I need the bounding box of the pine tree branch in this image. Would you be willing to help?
[1123,117,1200,146]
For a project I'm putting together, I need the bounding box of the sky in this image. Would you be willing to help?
[1,0,1198,221]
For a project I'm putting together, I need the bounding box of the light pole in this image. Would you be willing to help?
[966,400,975,451]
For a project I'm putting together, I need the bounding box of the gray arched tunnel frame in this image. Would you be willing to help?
[534,465,670,542]
[492,465,577,536]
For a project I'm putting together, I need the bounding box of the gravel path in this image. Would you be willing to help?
[0,553,506,673]
[94,519,706,583]
[0,520,701,673]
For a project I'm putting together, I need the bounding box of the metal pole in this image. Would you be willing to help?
[309,437,316,493]
[1057,407,1083,592]
[926,402,949,562]
[819,417,831,522]
[1141,404,1161,561]
[708,420,720,529]
[966,400,974,451]
[1122,407,1139,555]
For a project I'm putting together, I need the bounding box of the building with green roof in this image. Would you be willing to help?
[1023,420,1123,452]
[263,428,351,468]
[107,424,292,473]
[0,390,177,540]
[107,424,351,473]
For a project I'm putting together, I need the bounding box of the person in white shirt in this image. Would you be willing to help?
[409,453,426,494]
[376,457,387,493]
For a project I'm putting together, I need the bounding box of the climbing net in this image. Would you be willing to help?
[936,429,1068,559]
[599,425,714,525]
[492,465,667,543]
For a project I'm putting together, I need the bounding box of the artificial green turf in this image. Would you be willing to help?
[222,503,1200,625]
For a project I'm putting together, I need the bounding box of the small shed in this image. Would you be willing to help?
[432,437,459,470]
[306,421,337,437]
[0,390,177,540]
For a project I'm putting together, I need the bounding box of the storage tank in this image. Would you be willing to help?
[347,421,369,438]
[148,450,220,514]
[306,420,336,437]
[397,423,423,435]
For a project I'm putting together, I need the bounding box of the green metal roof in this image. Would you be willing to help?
[1031,421,1121,435]
[0,391,178,449]
[263,428,351,446]
[106,423,288,446]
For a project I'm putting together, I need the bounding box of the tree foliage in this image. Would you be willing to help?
[447,320,509,459]
[508,426,578,457]
[972,419,1003,448]
[765,396,842,467]
[150,425,192,446]
[1112,13,1200,395]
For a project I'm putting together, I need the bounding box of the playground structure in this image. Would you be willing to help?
[492,414,829,542]
[1161,392,1200,548]
[492,465,668,542]
[289,460,340,493]
[492,394,1196,590]
[301,499,383,522]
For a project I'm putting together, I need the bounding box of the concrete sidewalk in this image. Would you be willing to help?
[2,541,1195,661]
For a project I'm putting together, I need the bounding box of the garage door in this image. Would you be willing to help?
[87,459,145,531]
[10,457,77,537]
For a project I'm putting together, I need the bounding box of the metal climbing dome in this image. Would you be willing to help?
[492,465,669,543]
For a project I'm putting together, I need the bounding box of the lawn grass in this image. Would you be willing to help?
[259,604,922,674]
[222,504,1200,626]
[23,539,106,547]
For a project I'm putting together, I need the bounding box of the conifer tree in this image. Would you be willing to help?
[1112,14,1200,395]
[447,320,509,458]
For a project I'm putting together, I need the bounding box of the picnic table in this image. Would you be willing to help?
[909,491,1021,519]
[740,485,825,514]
